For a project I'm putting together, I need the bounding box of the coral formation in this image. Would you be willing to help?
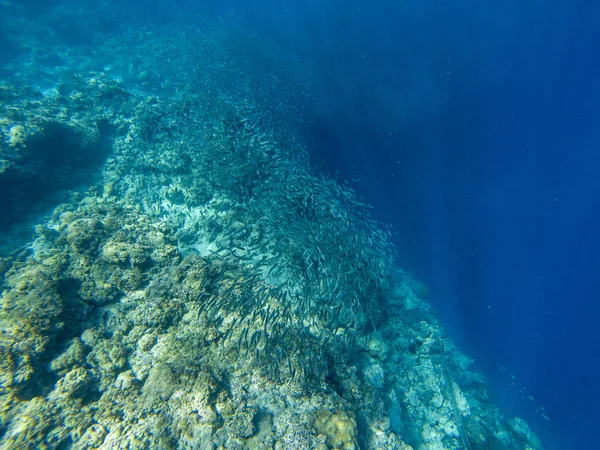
[313,409,358,449]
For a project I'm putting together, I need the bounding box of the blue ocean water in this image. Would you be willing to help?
[232,0,600,447]
[299,2,600,449]
[1,0,599,448]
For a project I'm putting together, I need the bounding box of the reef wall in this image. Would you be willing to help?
[0,3,542,449]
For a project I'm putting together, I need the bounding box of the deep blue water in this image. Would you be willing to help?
[5,0,600,447]
[227,1,600,447]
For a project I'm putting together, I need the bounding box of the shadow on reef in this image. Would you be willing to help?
[0,120,114,231]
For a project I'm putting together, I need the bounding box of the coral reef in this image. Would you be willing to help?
[0,3,543,449]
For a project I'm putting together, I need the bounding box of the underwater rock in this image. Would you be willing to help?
[364,362,386,389]
[7,124,25,147]
[50,338,87,376]
[365,334,389,360]
[52,366,93,399]
[508,417,543,448]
